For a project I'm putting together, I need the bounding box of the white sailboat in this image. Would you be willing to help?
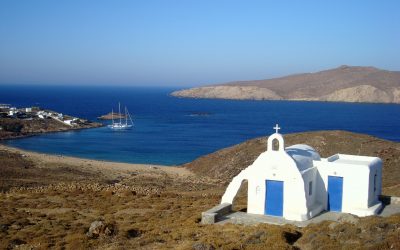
[108,102,134,129]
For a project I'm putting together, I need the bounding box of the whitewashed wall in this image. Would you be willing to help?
[315,155,382,216]
[220,133,383,221]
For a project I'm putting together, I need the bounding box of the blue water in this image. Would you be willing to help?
[1,85,399,165]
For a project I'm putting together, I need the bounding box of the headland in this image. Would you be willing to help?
[172,66,400,104]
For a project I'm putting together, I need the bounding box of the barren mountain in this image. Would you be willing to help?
[172,66,400,103]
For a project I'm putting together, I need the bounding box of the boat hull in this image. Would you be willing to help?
[108,124,133,130]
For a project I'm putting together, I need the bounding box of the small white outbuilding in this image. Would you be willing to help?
[221,125,383,221]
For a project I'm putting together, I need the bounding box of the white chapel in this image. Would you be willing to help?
[221,125,383,221]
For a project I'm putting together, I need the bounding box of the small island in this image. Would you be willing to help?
[0,104,102,140]
[188,112,212,117]
[97,112,126,120]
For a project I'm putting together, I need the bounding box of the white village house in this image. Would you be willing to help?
[221,125,383,221]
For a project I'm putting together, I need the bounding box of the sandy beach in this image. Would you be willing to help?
[0,144,193,179]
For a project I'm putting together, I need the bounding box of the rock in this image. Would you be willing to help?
[86,220,115,238]
[329,222,339,230]
[7,239,26,249]
[98,112,126,120]
[244,231,266,245]
[283,231,302,245]
[0,224,9,233]
[104,227,112,236]
[192,242,215,250]
[376,222,389,229]
[126,229,141,238]
[10,224,22,230]
[337,214,360,224]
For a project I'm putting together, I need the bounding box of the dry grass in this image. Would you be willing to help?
[0,188,303,249]
[1,131,400,249]
[1,186,399,249]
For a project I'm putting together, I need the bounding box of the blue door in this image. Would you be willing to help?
[265,180,284,216]
[327,176,343,212]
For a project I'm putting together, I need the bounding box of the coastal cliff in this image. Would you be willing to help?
[172,66,400,103]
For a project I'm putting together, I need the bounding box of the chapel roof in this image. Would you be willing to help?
[285,144,321,172]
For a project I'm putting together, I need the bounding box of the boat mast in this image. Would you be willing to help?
[127,109,133,125]
[125,107,128,125]
[119,102,122,125]
[111,108,114,124]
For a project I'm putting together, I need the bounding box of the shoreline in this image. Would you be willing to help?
[0,123,104,141]
[171,93,400,105]
[3,129,400,169]
[0,140,185,167]
[0,144,193,179]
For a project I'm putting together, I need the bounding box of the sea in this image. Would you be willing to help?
[1,85,399,165]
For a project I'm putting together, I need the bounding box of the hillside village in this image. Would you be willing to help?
[0,103,102,139]
[1,103,82,126]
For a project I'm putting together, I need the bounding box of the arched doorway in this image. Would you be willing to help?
[232,180,248,212]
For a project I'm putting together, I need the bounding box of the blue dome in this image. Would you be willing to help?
[285,144,321,172]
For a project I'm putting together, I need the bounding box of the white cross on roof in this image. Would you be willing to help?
[273,124,281,134]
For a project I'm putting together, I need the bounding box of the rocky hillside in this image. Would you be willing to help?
[0,133,399,249]
[183,130,400,196]
[172,66,400,103]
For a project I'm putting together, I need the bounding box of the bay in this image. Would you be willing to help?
[1,85,399,165]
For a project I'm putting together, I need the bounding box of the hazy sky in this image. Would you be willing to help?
[0,1,399,86]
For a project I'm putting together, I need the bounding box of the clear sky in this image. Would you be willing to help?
[0,1,399,86]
